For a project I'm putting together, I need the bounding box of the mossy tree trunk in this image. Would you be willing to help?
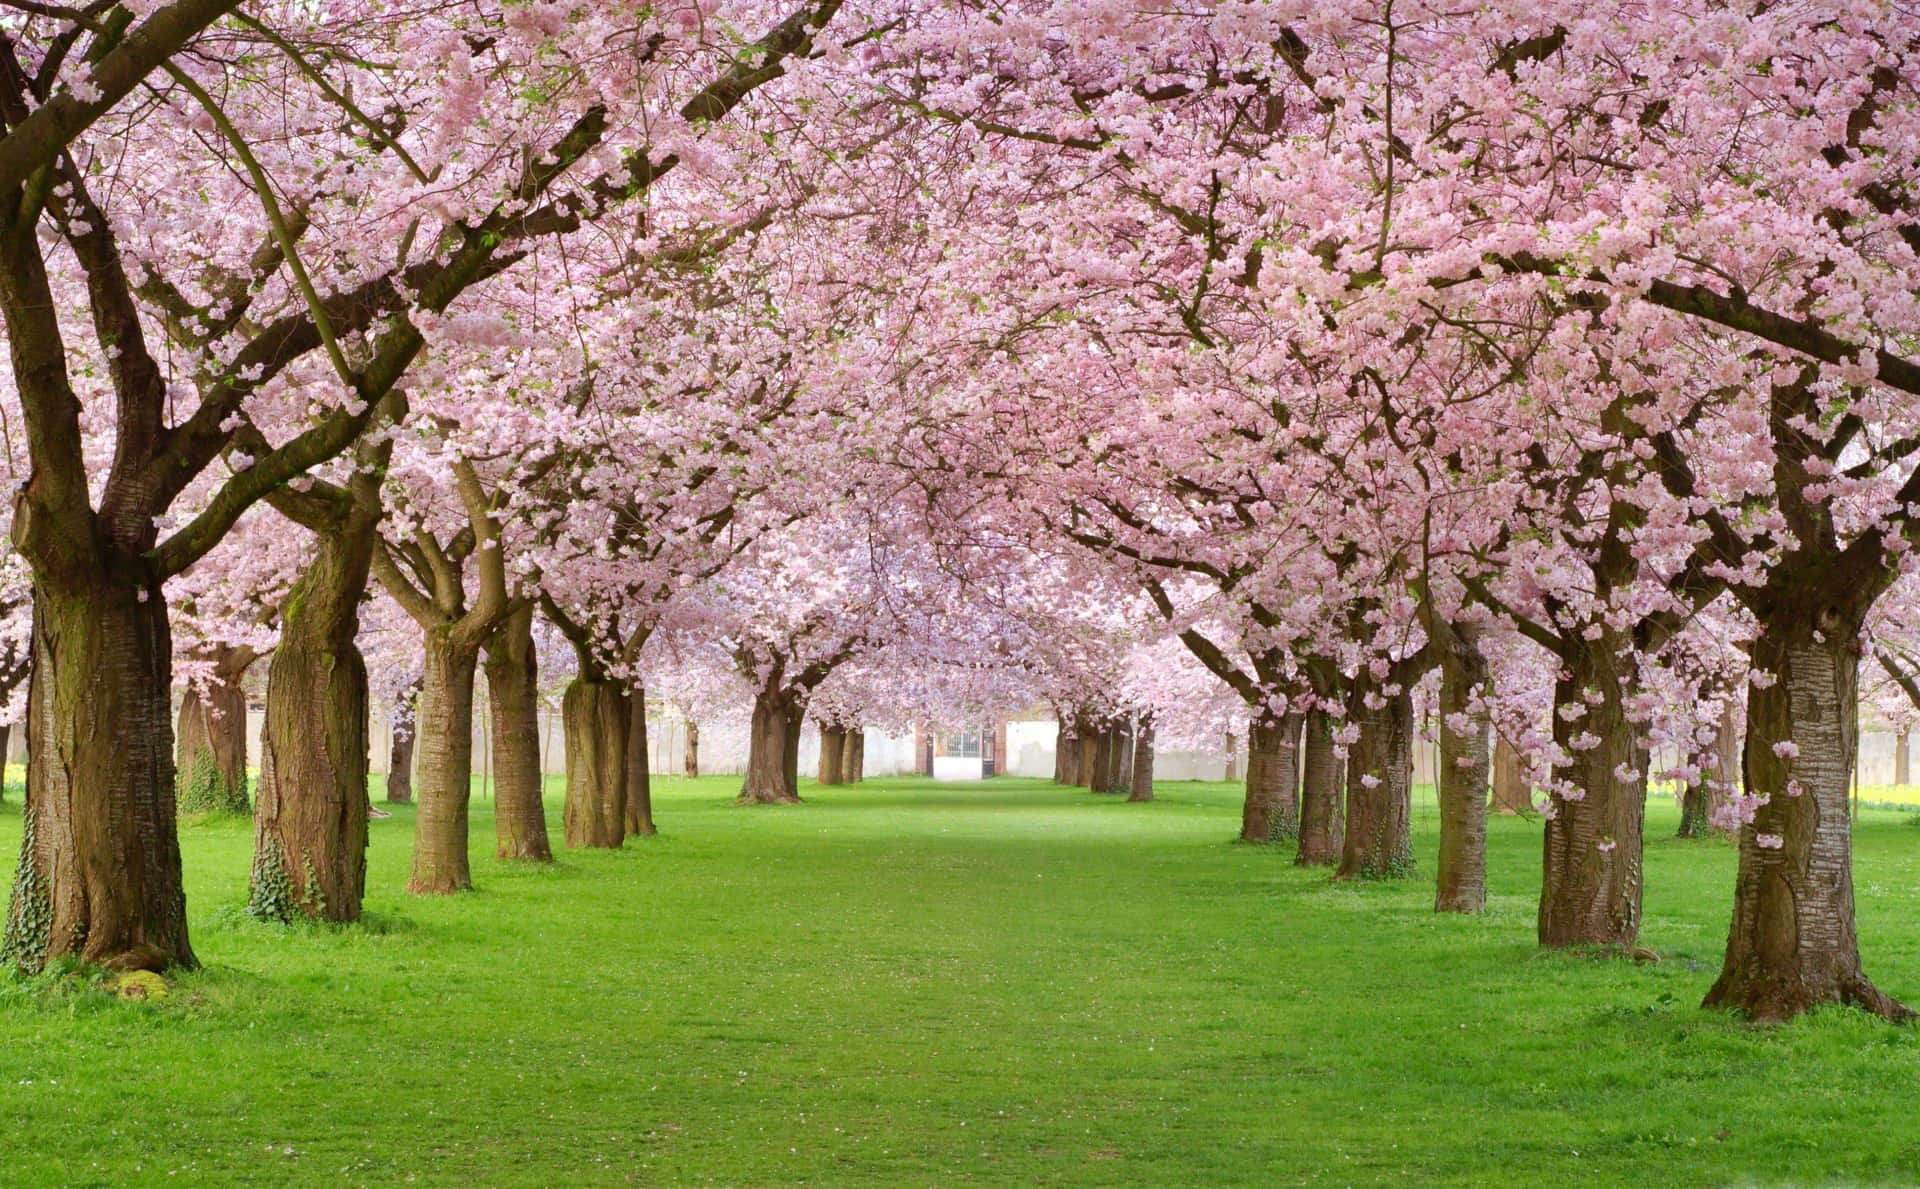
[484,604,550,863]
[1296,707,1344,866]
[176,644,255,816]
[4,577,192,973]
[1240,717,1296,843]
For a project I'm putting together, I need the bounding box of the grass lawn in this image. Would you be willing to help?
[3,775,1920,1186]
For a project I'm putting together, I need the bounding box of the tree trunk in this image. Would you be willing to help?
[1274,713,1303,839]
[3,579,192,973]
[251,525,374,924]
[408,628,480,894]
[1489,736,1532,815]
[1678,779,1712,839]
[683,718,699,779]
[0,722,9,805]
[1538,633,1647,947]
[1128,717,1155,802]
[1434,646,1490,914]
[484,605,551,863]
[386,711,415,804]
[1703,621,1911,1022]
[1086,726,1112,793]
[175,649,250,815]
[562,677,626,849]
[1898,730,1910,788]
[739,687,804,804]
[1296,708,1344,866]
[625,686,656,835]
[1239,719,1287,842]
[1339,672,1416,880]
[818,723,847,787]
[842,728,864,783]
[1059,723,1082,786]
[1110,721,1134,795]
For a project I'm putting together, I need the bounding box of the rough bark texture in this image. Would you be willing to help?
[1128,717,1155,802]
[1432,623,1490,913]
[562,677,626,849]
[1240,717,1299,842]
[1677,779,1715,839]
[484,606,551,863]
[251,526,374,924]
[818,723,847,787]
[1339,671,1416,880]
[408,629,480,894]
[1704,625,1910,1022]
[842,729,864,783]
[1489,736,1532,815]
[175,647,251,816]
[1296,708,1344,866]
[739,687,804,804]
[683,719,699,779]
[1086,727,1112,793]
[4,582,193,973]
[1538,632,1647,948]
[1274,713,1303,839]
[625,687,656,835]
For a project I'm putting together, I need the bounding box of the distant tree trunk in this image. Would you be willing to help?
[407,627,480,894]
[1339,666,1417,880]
[625,686,656,835]
[1678,778,1712,839]
[1538,629,1647,947]
[1052,721,1067,782]
[1296,708,1344,866]
[1060,722,1083,786]
[1488,736,1531,815]
[1128,717,1155,802]
[683,719,699,779]
[484,605,550,863]
[842,729,864,783]
[176,646,252,815]
[1110,721,1134,794]
[1898,730,1910,787]
[1086,725,1112,793]
[1223,731,1242,782]
[739,686,804,804]
[1240,719,1286,843]
[562,676,626,849]
[818,723,847,787]
[1273,713,1303,840]
[5,578,193,973]
[1433,631,1490,914]
[0,723,9,805]
[1681,699,1738,838]
[386,687,417,805]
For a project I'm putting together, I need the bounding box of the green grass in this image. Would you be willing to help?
[2,776,1920,1186]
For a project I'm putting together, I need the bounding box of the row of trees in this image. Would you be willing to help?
[0,1,1918,1028]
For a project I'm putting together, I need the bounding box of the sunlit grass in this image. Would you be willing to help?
[1,774,1918,1185]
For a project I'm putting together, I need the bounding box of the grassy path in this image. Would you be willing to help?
[3,775,1920,1185]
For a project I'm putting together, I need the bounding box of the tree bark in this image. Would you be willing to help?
[562,677,626,849]
[1059,721,1082,786]
[1434,646,1490,914]
[0,722,10,805]
[1538,632,1647,947]
[683,718,699,779]
[1898,730,1910,788]
[625,686,656,835]
[1339,670,1417,880]
[1110,721,1134,795]
[739,686,804,804]
[1128,717,1155,802]
[842,728,864,783]
[251,523,376,923]
[818,723,847,787]
[483,605,550,863]
[386,707,416,804]
[407,628,480,894]
[1296,707,1344,866]
[3,580,192,973]
[1704,621,1911,1022]
[1489,736,1532,815]
[175,646,251,815]
[1086,726,1112,793]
